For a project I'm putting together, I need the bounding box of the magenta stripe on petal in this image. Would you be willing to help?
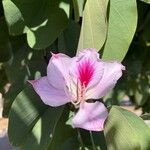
[78,59,95,87]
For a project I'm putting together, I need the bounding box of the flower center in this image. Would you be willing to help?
[70,59,95,106]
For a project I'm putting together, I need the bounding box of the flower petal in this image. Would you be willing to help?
[72,101,108,131]
[29,76,71,106]
[86,61,125,99]
[70,48,103,88]
[47,53,72,90]
[77,48,100,61]
[86,61,104,90]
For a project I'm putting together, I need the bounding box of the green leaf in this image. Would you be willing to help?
[80,130,107,150]
[21,107,64,150]
[102,0,137,61]
[142,13,150,46]
[3,38,46,116]
[58,20,80,56]
[72,0,85,22]
[0,17,12,62]
[141,113,150,120]
[2,0,25,35]
[104,106,150,150]
[0,67,8,93]
[72,0,80,22]
[77,0,109,51]
[57,138,79,150]
[131,74,149,106]
[8,85,65,150]
[47,109,79,150]
[76,0,85,17]
[134,84,149,106]
[141,113,150,127]
[140,0,150,4]
[3,0,70,49]
[8,86,49,146]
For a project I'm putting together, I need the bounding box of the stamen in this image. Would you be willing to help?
[71,99,80,105]
[69,72,87,106]
[80,83,86,102]
[70,77,81,106]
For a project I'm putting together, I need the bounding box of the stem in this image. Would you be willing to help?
[89,131,97,150]
[77,129,84,147]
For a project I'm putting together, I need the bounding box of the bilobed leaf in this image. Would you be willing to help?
[8,86,65,150]
[104,106,150,150]
[102,0,137,61]
[2,0,70,49]
[77,0,109,51]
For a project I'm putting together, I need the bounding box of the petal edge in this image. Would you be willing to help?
[72,101,108,131]
[28,76,71,107]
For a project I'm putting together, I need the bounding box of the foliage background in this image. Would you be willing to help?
[0,0,150,150]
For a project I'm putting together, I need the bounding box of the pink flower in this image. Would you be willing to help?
[29,49,125,131]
